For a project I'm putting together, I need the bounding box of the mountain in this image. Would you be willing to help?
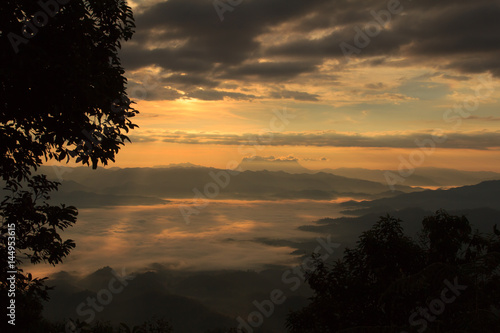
[291,181,500,257]
[49,190,168,208]
[37,166,418,208]
[238,156,310,174]
[295,206,500,257]
[341,180,500,215]
[321,167,500,187]
[153,162,203,169]
[34,164,499,209]
[234,158,500,187]
[43,266,312,333]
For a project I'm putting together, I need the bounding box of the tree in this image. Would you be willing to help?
[419,209,472,264]
[120,318,174,333]
[0,175,77,331]
[1,0,137,180]
[286,211,500,333]
[286,215,426,332]
[0,0,136,331]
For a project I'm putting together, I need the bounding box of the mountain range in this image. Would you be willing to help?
[38,165,418,208]
[237,157,500,187]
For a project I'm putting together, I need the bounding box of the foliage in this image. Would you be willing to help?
[0,175,78,332]
[28,318,175,333]
[286,211,500,332]
[1,176,77,265]
[1,0,137,181]
[419,210,473,264]
[0,0,136,331]
[119,318,174,333]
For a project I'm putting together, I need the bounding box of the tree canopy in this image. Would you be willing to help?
[286,210,500,332]
[0,1,136,331]
[1,0,137,182]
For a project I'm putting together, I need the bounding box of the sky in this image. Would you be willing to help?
[17,3,500,328]
[100,0,500,171]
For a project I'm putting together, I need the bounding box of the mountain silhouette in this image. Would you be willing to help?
[38,166,419,207]
[341,180,500,214]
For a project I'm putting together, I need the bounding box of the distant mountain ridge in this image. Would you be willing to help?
[341,180,500,215]
[38,166,418,208]
[238,157,310,173]
[152,162,203,169]
[236,157,500,186]
[323,167,500,187]
[34,162,500,209]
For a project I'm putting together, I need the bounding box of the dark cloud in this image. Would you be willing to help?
[242,155,299,162]
[415,72,471,82]
[186,89,256,101]
[270,89,320,101]
[119,0,500,101]
[164,74,219,89]
[151,130,500,149]
[440,74,470,81]
[266,0,500,73]
[364,82,386,90]
[465,116,500,122]
[127,81,183,101]
[224,61,320,81]
[122,0,327,70]
[122,47,214,73]
[302,157,329,162]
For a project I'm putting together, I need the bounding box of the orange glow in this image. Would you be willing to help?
[108,143,500,173]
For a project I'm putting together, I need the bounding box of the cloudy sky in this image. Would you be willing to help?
[109,0,500,171]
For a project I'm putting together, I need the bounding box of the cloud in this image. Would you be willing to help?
[302,157,329,162]
[133,130,500,149]
[364,82,386,90]
[121,0,327,73]
[414,72,471,82]
[464,116,500,122]
[164,74,220,89]
[270,89,320,101]
[186,89,256,101]
[119,0,500,102]
[32,197,350,277]
[127,81,183,101]
[441,74,471,81]
[127,134,159,143]
[242,155,299,162]
[223,61,321,81]
[267,0,500,75]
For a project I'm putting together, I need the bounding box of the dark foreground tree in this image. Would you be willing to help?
[1,0,137,178]
[0,1,136,331]
[286,211,500,333]
[39,318,175,333]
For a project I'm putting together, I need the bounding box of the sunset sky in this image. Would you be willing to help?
[8,2,499,330]
[105,0,500,171]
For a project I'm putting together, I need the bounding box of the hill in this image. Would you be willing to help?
[322,167,500,187]
[341,180,500,215]
[238,156,310,173]
[38,166,418,208]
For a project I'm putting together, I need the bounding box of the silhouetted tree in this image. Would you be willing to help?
[419,209,472,264]
[286,211,500,332]
[1,0,137,179]
[0,0,136,331]
[34,318,175,333]
[120,318,174,333]
[0,175,77,331]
